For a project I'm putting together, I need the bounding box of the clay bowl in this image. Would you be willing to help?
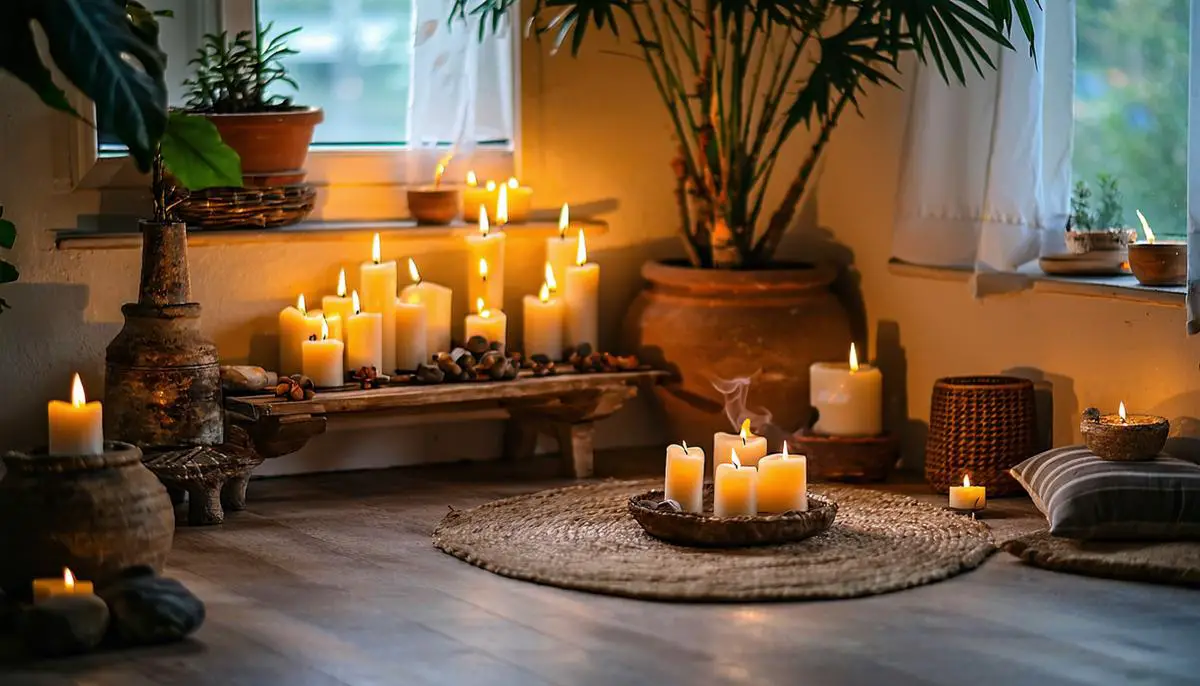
[407,188,460,225]
[1128,242,1187,286]
[628,486,837,548]
[1081,412,1169,461]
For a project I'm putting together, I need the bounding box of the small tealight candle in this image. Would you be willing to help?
[48,374,103,456]
[465,297,507,351]
[302,317,345,388]
[33,568,95,603]
[713,419,769,469]
[664,441,705,513]
[757,442,808,513]
[407,160,460,224]
[948,474,986,511]
[713,450,757,517]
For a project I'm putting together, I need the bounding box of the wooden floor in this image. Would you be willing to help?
[5,451,1200,686]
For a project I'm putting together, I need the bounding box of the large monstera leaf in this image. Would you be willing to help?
[162,112,243,190]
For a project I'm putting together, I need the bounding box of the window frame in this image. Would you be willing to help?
[59,0,521,222]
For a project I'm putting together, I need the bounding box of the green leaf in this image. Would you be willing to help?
[0,219,15,250]
[161,112,243,190]
[0,4,78,116]
[0,260,18,285]
[32,0,169,171]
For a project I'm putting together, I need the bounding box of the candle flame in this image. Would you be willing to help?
[497,185,509,225]
[485,179,496,192]
[479,206,490,236]
[70,374,87,408]
[466,170,478,187]
[1119,401,1127,422]
[681,440,689,451]
[782,441,789,459]
[336,268,347,298]
[297,293,307,314]
[739,418,751,441]
[507,177,519,189]
[371,233,382,264]
[731,449,741,469]
[558,203,569,238]
[539,282,550,303]
[408,258,421,284]
[1136,210,1156,244]
[64,568,75,589]
[476,297,490,318]
[352,290,361,315]
[849,343,859,372]
[479,258,489,281]
[544,262,558,292]
[963,474,971,488]
[434,162,446,188]
[320,316,329,341]
[575,229,588,266]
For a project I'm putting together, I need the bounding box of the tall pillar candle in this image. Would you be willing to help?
[563,229,599,349]
[664,442,705,513]
[346,290,384,372]
[810,343,883,436]
[400,258,453,354]
[279,294,325,376]
[48,374,103,456]
[302,317,345,388]
[466,209,505,310]
[546,204,579,298]
[523,283,564,359]
[757,443,808,513]
[360,233,398,372]
[322,268,355,343]
[465,298,507,350]
[713,419,769,468]
[713,452,757,517]
[394,297,429,370]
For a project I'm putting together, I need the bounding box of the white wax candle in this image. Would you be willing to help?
[48,374,103,456]
[465,298,507,351]
[547,204,579,298]
[810,343,883,436]
[33,568,95,603]
[757,444,808,513]
[664,442,705,513]
[713,453,757,517]
[279,294,325,376]
[400,259,453,355]
[322,268,355,351]
[302,318,345,388]
[394,297,429,370]
[462,172,496,223]
[360,233,398,373]
[949,475,987,510]
[496,178,532,224]
[466,209,506,311]
[523,283,564,359]
[346,290,384,372]
[563,229,599,349]
[713,419,769,469]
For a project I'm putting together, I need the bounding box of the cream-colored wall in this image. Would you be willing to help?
[2,37,1198,471]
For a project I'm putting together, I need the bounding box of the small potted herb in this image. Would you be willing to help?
[1066,174,1136,255]
[183,23,323,185]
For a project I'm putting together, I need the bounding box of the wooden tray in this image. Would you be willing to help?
[628,486,837,548]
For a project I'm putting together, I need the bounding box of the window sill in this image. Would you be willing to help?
[55,219,608,251]
[887,258,1186,308]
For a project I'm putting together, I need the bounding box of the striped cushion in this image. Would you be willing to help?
[1010,446,1200,540]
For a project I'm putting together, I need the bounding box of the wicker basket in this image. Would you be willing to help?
[925,376,1036,495]
[175,184,316,230]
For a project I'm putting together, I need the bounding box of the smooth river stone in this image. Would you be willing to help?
[99,574,205,646]
[220,365,278,393]
[20,595,110,657]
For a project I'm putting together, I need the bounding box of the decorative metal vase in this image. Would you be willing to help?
[104,221,224,449]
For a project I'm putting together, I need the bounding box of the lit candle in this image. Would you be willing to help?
[322,269,355,332]
[498,177,532,223]
[360,233,398,373]
[394,295,429,370]
[948,474,987,511]
[278,294,325,376]
[48,374,103,456]
[345,290,384,372]
[461,171,495,223]
[399,258,453,355]
[810,343,884,436]
[757,442,808,513]
[664,441,705,513]
[713,451,757,518]
[302,317,345,388]
[713,418,769,469]
[465,297,507,351]
[466,208,506,312]
[523,281,564,360]
[563,229,599,349]
[407,160,460,224]
[33,568,95,603]
[546,203,579,299]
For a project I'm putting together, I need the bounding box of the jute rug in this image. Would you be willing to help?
[432,479,995,602]
[1003,532,1200,588]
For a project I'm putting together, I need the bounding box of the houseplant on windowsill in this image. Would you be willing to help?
[1065,174,1136,256]
[458,0,1038,441]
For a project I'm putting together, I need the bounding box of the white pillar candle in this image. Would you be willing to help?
[523,283,564,359]
[757,443,808,513]
[360,233,398,373]
[302,317,345,388]
[664,442,705,513]
[465,298,507,351]
[400,258,453,355]
[713,419,769,469]
[323,313,344,344]
[394,297,429,370]
[461,172,497,223]
[278,294,325,376]
[48,374,103,456]
[33,568,95,603]
[466,208,505,311]
[563,229,599,349]
[713,451,757,517]
[546,204,579,298]
[949,474,987,510]
[810,343,883,436]
[346,290,384,372]
[495,177,532,224]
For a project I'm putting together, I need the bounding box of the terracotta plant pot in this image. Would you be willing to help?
[1128,242,1187,286]
[623,260,852,449]
[1064,228,1135,255]
[203,107,324,177]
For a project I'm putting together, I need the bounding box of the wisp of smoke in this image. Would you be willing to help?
[709,371,794,446]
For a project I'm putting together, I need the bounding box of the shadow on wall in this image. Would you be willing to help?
[1003,366,1077,452]
[1157,389,1200,463]
[875,320,928,473]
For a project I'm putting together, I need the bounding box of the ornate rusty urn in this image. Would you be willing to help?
[104,221,224,449]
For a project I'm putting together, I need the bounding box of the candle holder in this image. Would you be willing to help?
[1081,407,1169,461]
[627,486,837,548]
[407,188,460,225]
[1128,242,1187,286]
[791,430,899,483]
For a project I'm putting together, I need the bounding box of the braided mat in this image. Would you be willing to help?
[433,479,995,602]
[1003,531,1200,588]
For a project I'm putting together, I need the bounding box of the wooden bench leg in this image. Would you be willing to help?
[221,474,251,511]
[555,422,595,478]
[186,483,226,526]
[503,419,540,461]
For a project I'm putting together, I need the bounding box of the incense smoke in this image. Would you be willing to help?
[709,372,794,446]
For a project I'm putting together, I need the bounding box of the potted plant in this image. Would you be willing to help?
[182,24,323,184]
[1066,174,1136,255]
[456,0,1038,442]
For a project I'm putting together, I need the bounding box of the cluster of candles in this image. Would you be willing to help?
[277,205,599,387]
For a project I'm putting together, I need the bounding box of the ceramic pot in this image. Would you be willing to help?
[623,260,852,448]
[0,442,174,599]
[1064,228,1136,255]
[1128,242,1187,286]
[204,107,324,177]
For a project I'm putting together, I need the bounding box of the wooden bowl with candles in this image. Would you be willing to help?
[1080,404,1169,462]
[628,486,837,548]
[406,160,460,224]
[1129,210,1187,286]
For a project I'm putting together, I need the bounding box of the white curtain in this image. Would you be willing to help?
[893,2,1075,282]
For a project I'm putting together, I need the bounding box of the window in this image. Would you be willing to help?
[1072,0,1189,238]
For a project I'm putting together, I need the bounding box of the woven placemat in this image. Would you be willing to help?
[1003,531,1200,587]
[433,479,995,602]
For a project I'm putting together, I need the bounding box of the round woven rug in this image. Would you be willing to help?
[432,479,995,602]
[1003,531,1200,587]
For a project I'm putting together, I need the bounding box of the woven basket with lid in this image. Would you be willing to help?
[925,376,1037,495]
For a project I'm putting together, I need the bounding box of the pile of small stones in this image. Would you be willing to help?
[273,374,316,401]
[565,344,640,373]
[413,337,521,384]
